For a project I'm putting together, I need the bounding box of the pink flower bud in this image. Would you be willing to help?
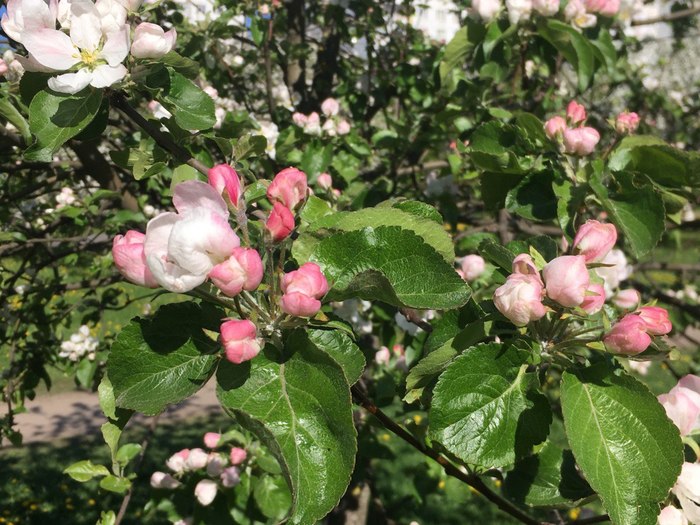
[533,0,560,15]
[203,432,221,449]
[566,100,587,125]
[493,274,547,327]
[0,59,8,76]
[590,0,619,15]
[194,479,217,506]
[206,453,226,477]
[292,112,307,126]
[131,22,177,59]
[603,314,652,355]
[221,319,261,364]
[572,220,617,262]
[375,346,391,365]
[615,111,640,134]
[207,164,241,208]
[209,248,264,297]
[112,231,159,288]
[336,119,351,135]
[267,167,308,210]
[166,449,190,473]
[221,466,241,488]
[581,283,606,314]
[563,127,600,156]
[230,447,247,465]
[459,255,486,282]
[321,97,340,117]
[544,116,567,140]
[280,262,329,317]
[150,471,180,489]
[637,306,672,335]
[265,202,295,242]
[659,386,700,437]
[317,173,333,190]
[657,506,688,525]
[185,448,209,470]
[543,255,590,307]
[612,288,640,309]
[512,253,543,284]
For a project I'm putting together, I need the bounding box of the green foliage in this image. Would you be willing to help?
[561,365,684,525]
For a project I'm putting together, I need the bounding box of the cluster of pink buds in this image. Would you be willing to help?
[603,305,672,355]
[291,98,351,137]
[493,219,616,325]
[614,111,641,135]
[544,101,600,156]
[151,432,248,507]
[112,163,329,367]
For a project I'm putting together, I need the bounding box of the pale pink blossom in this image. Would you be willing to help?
[580,283,605,314]
[659,387,700,437]
[533,0,559,15]
[130,22,176,59]
[493,274,547,326]
[563,127,600,156]
[615,111,640,134]
[512,253,543,285]
[375,346,391,366]
[506,0,532,24]
[185,448,209,470]
[544,116,567,140]
[543,255,590,307]
[336,119,351,135]
[150,471,180,489]
[112,230,158,288]
[459,255,486,282]
[603,314,651,355]
[585,0,619,15]
[166,449,190,473]
[317,173,333,190]
[266,202,295,242]
[280,262,329,317]
[267,167,308,210]
[472,0,503,21]
[221,466,241,488]
[229,447,247,466]
[208,164,241,208]
[203,432,221,449]
[321,97,340,117]
[566,100,587,125]
[209,248,264,297]
[144,181,239,293]
[674,462,700,524]
[637,306,672,335]
[194,479,218,506]
[206,453,226,477]
[292,112,307,127]
[221,319,261,364]
[0,59,7,76]
[613,288,640,309]
[1,0,58,43]
[657,506,688,525]
[572,220,617,262]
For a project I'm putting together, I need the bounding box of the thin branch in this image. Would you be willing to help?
[631,6,700,26]
[109,92,210,176]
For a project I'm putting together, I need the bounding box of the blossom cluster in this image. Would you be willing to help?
[151,432,248,511]
[472,0,619,28]
[492,219,672,355]
[112,165,330,366]
[1,0,175,93]
[292,98,351,137]
[59,325,98,362]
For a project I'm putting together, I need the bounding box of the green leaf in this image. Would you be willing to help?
[101,422,122,464]
[388,200,443,223]
[590,171,665,258]
[538,20,596,92]
[159,69,216,130]
[439,21,487,85]
[469,121,538,174]
[505,171,558,221]
[429,342,551,468]
[99,475,131,494]
[25,89,103,162]
[253,475,293,520]
[552,177,588,238]
[107,303,220,416]
[301,142,333,178]
[311,226,470,310]
[478,239,516,272]
[64,460,110,482]
[217,338,356,525]
[504,441,593,507]
[97,511,116,525]
[116,443,142,465]
[297,204,454,263]
[306,329,365,385]
[561,365,683,525]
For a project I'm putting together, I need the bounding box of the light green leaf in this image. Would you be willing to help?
[306,329,365,385]
[429,342,550,468]
[217,337,356,525]
[116,443,142,465]
[108,303,220,416]
[99,475,131,494]
[561,365,683,525]
[0,93,31,141]
[25,88,103,162]
[160,69,216,130]
[310,226,470,310]
[504,441,593,507]
[64,460,110,482]
[253,475,293,520]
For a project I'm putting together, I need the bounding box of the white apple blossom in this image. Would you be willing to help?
[1,0,57,42]
[20,0,130,94]
[130,22,177,59]
[506,0,533,24]
[674,463,700,523]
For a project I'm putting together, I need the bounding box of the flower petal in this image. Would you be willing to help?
[172,180,229,218]
[69,0,102,51]
[89,63,126,88]
[22,28,79,70]
[100,25,129,65]
[48,68,93,94]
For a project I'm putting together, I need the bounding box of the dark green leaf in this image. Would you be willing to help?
[306,329,365,385]
[506,171,558,221]
[160,69,216,130]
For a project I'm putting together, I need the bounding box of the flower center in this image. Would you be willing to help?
[80,49,99,67]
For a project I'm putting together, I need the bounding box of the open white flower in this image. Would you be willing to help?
[21,0,129,94]
[1,0,58,42]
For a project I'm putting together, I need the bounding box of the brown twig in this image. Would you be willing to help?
[631,6,700,26]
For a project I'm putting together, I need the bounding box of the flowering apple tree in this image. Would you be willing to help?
[1,0,700,524]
